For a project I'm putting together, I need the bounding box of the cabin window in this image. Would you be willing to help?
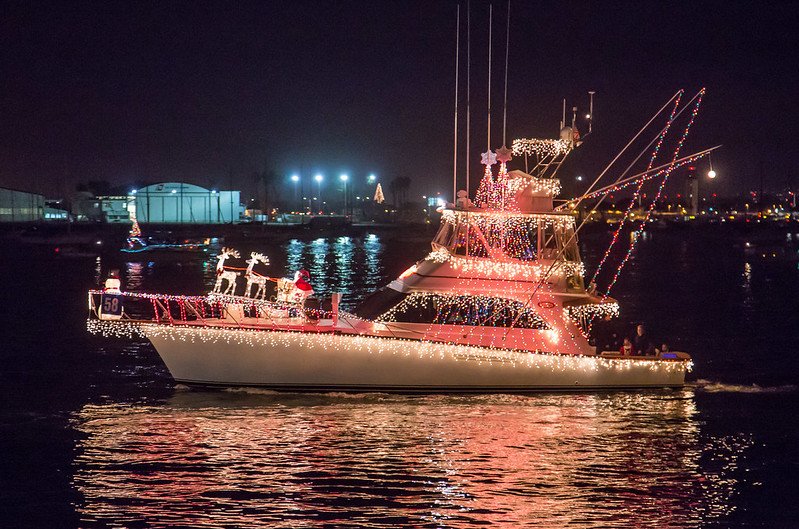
[432,221,456,248]
[353,287,408,320]
[378,293,549,329]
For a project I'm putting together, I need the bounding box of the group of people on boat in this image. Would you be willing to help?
[591,316,668,357]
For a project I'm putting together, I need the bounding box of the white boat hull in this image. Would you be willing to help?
[141,324,689,391]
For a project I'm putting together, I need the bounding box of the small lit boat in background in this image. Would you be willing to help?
[120,220,210,255]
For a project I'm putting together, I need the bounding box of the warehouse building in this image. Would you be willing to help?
[130,182,244,224]
[0,187,45,222]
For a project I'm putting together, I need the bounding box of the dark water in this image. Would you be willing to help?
[1,225,798,527]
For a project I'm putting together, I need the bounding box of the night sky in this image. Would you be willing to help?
[1,1,797,200]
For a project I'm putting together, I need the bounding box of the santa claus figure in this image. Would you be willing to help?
[292,269,314,302]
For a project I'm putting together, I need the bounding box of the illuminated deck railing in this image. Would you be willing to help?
[87,290,333,330]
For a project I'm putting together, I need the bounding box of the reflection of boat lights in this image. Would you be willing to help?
[73,389,740,528]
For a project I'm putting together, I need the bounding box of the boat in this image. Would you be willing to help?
[121,220,211,255]
[87,128,695,391]
[86,12,709,392]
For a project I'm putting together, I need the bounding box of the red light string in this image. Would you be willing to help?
[590,91,684,286]
[602,89,706,299]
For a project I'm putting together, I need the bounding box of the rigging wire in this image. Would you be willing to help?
[590,91,684,285]
[567,90,684,214]
[502,88,707,338]
[561,146,720,205]
[601,88,706,299]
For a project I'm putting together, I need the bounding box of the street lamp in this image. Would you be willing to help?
[368,174,376,184]
[340,174,349,216]
[314,174,323,212]
[290,174,300,212]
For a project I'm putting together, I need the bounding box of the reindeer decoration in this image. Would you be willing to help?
[244,252,271,300]
[213,247,241,295]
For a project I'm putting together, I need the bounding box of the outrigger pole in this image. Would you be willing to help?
[560,145,722,206]
[574,89,684,212]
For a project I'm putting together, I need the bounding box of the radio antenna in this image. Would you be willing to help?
[486,4,493,151]
[453,5,460,203]
[502,1,510,146]
[466,0,471,196]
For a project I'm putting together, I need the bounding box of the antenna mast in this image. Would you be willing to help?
[466,1,471,196]
[502,1,510,146]
[486,4,492,151]
[453,5,460,203]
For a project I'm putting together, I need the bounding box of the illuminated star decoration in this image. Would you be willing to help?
[495,145,512,164]
[475,150,497,208]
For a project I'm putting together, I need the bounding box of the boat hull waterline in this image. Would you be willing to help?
[135,324,689,392]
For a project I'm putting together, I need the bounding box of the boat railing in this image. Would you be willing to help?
[87,289,334,330]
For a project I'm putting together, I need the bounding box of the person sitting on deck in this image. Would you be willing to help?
[620,337,633,356]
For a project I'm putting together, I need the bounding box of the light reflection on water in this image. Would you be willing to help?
[71,390,747,528]
[116,234,385,306]
[282,235,385,306]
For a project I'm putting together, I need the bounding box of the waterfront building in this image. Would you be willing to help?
[98,196,131,223]
[0,187,44,222]
[131,183,244,224]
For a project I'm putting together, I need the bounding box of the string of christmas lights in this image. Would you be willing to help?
[475,162,496,208]
[577,152,710,202]
[443,254,584,280]
[507,176,562,196]
[512,138,572,157]
[602,89,706,299]
[377,292,551,329]
[86,319,692,373]
[590,91,684,284]
[88,290,334,321]
[442,209,576,229]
